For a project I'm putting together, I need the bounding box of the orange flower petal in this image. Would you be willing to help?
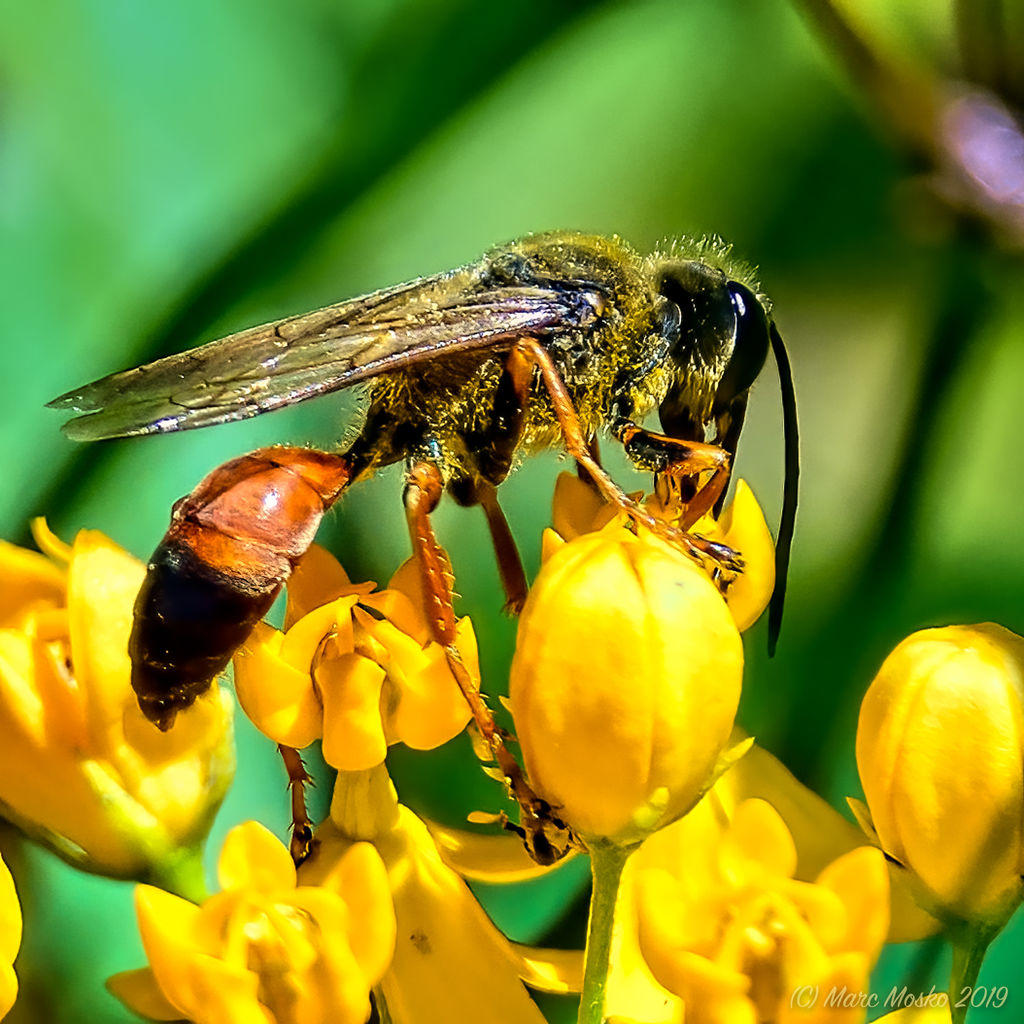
[281,596,359,670]
[284,544,360,628]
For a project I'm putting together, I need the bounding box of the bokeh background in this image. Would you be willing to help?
[3,0,1023,1020]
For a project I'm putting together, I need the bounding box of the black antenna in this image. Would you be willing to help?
[768,322,799,655]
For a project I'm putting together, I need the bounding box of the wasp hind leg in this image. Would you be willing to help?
[448,477,528,614]
[447,346,533,613]
[403,458,573,864]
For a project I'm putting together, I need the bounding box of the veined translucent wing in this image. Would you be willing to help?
[49,268,589,441]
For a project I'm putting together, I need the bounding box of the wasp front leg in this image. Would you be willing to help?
[131,446,351,730]
[613,421,743,573]
[616,423,731,529]
[512,339,713,561]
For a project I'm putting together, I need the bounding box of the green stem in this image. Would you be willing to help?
[146,842,209,903]
[578,841,631,1024]
[949,924,997,1024]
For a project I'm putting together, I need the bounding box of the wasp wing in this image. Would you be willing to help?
[50,271,586,441]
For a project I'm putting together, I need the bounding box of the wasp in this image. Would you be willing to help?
[51,229,797,767]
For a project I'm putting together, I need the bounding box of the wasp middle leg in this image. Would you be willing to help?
[447,349,534,613]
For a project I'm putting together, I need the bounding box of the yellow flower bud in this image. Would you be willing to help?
[0,854,21,1021]
[856,623,1024,925]
[0,524,234,881]
[509,526,743,845]
[108,821,395,1024]
[548,473,775,632]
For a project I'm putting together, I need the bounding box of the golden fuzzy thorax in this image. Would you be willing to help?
[351,230,761,485]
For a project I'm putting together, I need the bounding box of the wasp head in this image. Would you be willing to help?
[650,254,797,656]
[653,260,771,449]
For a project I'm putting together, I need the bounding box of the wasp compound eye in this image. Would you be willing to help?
[714,281,770,407]
[656,263,735,369]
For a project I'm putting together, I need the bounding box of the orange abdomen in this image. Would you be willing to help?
[130,446,350,730]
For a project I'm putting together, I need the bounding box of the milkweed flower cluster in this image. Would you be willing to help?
[7,471,1020,1024]
[633,798,890,1024]
[233,545,475,770]
[0,524,234,883]
[109,821,395,1024]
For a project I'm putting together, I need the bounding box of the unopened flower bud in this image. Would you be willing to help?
[856,623,1024,925]
[509,526,743,846]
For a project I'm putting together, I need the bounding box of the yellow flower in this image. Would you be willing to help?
[0,854,21,1021]
[108,821,394,1024]
[548,473,775,631]
[0,524,234,882]
[855,623,1024,927]
[633,799,890,1024]
[308,765,550,1024]
[509,524,744,845]
[233,546,474,770]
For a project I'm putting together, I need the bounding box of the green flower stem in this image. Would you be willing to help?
[578,841,631,1024]
[949,923,998,1024]
[147,843,209,903]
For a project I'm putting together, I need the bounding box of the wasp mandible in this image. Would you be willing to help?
[51,231,799,735]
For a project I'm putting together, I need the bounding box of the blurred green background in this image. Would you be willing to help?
[3,0,1023,1020]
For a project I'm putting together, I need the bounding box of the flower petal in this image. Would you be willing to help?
[66,530,145,740]
[284,544,359,628]
[0,538,65,629]
[320,841,396,984]
[234,622,323,748]
[815,845,889,959]
[379,807,549,1024]
[318,652,389,770]
[708,479,775,631]
[106,968,183,1021]
[426,820,578,883]
[551,472,609,540]
[135,884,205,1007]
[509,943,584,995]
[720,799,797,884]
[217,821,296,893]
[281,596,359,670]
